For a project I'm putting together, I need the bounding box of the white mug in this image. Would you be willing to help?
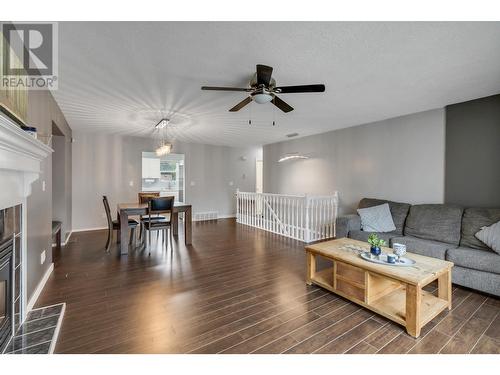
[392,243,407,261]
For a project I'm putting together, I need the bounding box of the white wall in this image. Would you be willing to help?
[263,109,445,214]
[72,131,261,231]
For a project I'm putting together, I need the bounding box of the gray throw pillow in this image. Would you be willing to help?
[475,221,500,255]
[357,203,396,233]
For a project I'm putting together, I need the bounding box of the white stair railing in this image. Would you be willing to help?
[236,190,339,243]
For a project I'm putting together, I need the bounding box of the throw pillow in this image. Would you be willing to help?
[475,221,500,255]
[357,203,396,233]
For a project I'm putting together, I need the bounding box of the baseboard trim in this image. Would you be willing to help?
[72,226,107,233]
[27,262,54,312]
[219,214,236,219]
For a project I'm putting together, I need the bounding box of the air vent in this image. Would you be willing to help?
[286,132,299,138]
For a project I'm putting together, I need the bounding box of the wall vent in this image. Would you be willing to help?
[286,132,299,138]
[194,211,218,221]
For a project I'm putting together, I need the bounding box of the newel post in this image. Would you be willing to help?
[236,188,240,223]
[333,191,339,238]
[304,194,311,243]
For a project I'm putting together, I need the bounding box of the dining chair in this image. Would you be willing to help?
[137,192,167,240]
[138,191,160,204]
[103,195,139,252]
[143,196,175,254]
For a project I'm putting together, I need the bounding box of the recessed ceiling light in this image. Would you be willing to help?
[286,133,299,138]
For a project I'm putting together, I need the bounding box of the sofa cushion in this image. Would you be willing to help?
[390,235,456,260]
[475,221,500,255]
[447,247,500,275]
[404,204,463,245]
[460,208,500,251]
[357,203,396,232]
[358,198,410,235]
[349,230,399,244]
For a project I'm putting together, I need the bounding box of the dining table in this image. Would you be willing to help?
[116,201,192,255]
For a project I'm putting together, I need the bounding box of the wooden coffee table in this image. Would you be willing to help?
[305,238,454,337]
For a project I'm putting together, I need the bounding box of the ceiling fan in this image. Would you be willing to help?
[201,64,325,113]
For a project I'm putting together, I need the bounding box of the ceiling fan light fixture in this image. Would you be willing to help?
[253,93,273,104]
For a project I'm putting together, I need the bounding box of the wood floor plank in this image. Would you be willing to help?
[222,311,321,353]
[315,319,383,353]
[377,333,417,354]
[284,309,372,354]
[363,323,402,349]
[440,316,492,354]
[407,330,451,354]
[484,314,500,341]
[346,341,378,354]
[471,336,500,354]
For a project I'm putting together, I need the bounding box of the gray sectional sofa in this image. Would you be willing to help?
[336,198,500,297]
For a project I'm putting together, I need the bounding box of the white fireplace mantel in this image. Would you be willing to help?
[0,111,53,209]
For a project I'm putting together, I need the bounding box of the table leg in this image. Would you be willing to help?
[172,212,179,236]
[438,270,452,310]
[406,284,422,338]
[119,210,129,255]
[185,207,192,245]
[306,251,316,285]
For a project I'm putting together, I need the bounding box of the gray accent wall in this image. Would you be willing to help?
[445,94,500,208]
[263,109,446,214]
[26,91,72,299]
[71,131,261,231]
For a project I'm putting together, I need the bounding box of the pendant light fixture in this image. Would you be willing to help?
[155,118,172,156]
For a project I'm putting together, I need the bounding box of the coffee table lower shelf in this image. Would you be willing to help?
[309,267,450,337]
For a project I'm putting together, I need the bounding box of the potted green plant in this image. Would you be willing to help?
[367,233,386,257]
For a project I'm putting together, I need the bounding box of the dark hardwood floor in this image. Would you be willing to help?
[37,219,500,354]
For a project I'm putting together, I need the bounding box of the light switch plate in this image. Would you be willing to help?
[42,181,46,191]
[129,181,134,187]
[190,181,196,187]
[40,250,46,265]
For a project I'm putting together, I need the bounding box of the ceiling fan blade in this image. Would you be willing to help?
[256,64,273,86]
[201,86,252,92]
[272,95,294,113]
[229,96,253,112]
[274,84,325,94]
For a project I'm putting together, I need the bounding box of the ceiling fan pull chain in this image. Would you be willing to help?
[272,102,276,126]
[249,100,252,125]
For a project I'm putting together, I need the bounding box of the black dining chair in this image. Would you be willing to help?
[143,196,175,254]
[138,192,166,240]
[103,195,139,252]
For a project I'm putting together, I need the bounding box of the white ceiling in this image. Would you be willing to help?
[53,22,500,147]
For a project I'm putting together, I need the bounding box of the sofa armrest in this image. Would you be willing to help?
[336,214,361,238]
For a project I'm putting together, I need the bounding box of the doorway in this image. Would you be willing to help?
[51,121,70,262]
[141,152,185,202]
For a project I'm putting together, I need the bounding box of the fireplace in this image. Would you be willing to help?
[0,239,13,352]
[0,105,52,353]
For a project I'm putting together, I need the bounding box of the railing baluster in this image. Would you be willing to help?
[234,191,338,243]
